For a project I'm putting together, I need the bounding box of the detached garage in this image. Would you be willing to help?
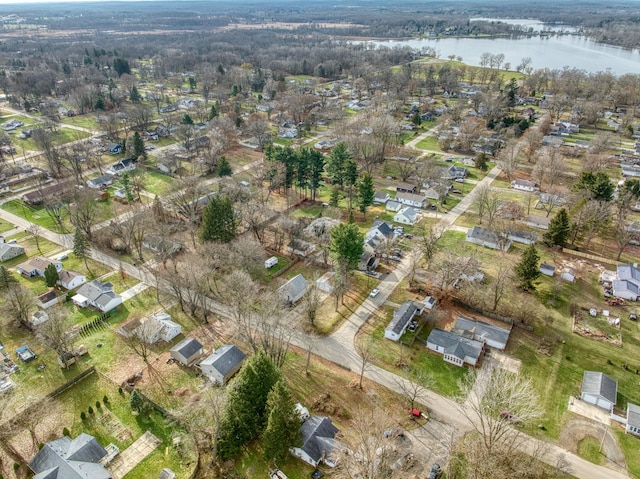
[581,371,617,412]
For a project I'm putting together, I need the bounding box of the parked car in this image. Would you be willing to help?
[630,312,637,321]
[455,178,465,183]
[370,288,380,298]
[408,320,418,332]
[428,464,443,479]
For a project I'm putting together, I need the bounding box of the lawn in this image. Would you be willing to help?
[57,373,197,479]
[60,115,100,130]
[143,170,174,196]
[577,436,605,465]
[2,199,72,232]
[14,127,90,151]
[415,136,442,152]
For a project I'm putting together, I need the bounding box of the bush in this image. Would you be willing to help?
[13,463,19,471]
[96,400,101,409]
[118,386,123,395]
[88,406,94,414]
[80,412,86,420]
[62,427,70,437]
[103,395,109,405]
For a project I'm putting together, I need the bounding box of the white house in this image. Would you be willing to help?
[86,175,113,189]
[72,280,122,312]
[384,301,420,341]
[199,345,246,385]
[452,316,511,351]
[385,200,402,212]
[465,226,511,251]
[395,192,426,209]
[316,271,335,294]
[511,179,540,192]
[612,264,640,301]
[106,158,136,176]
[57,270,87,290]
[0,241,25,262]
[278,274,308,305]
[581,371,617,411]
[148,312,182,342]
[17,257,63,277]
[426,328,483,367]
[29,310,49,327]
[540,263,556,277]
[394,207,419,226]
[373,191,390,204]
[561,268,576,283]
[422,296,436,310]
[291,416,340,468]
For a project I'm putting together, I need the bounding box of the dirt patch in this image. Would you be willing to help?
[559,417,626,473]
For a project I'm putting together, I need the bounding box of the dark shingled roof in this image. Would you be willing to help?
[29,433,111,479]
[453,316,511,348]
[298,416,339,463]
[386,301,418,337]
[170,338,203,362]
[427,328,483,363]
[627,403,640,429]
[200,345,246,377]
[582,371,617,405]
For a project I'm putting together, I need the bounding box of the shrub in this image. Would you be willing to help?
[96,401,101,409]
[103,395,109,405]
[62,427,70,437]
[80,412,86,420]
[118,387,123,395]
[88,406,94,414]
[13,463,19,471]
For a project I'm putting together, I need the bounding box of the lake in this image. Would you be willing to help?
[367,21,640,75]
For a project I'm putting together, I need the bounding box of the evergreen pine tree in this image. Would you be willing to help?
[130,85,141,103]
[44,264,59,288]
[515,243,541,290]
[181,113,193,125]
[217,156,233,177]
[263,380,301,462]
[208,104,218,120]
[543,208,570,247]
[329,187,341,207]
[357,172,375,219]
[0,265,16,290]
[200,195,236,243]
[218,352,281,459]
[132,132,146,160]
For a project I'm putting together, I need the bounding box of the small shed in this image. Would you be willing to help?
[170,338,204,366]
[265,256,278,269]
[581,371,617,411]
[316,271,335,294]
[422,296,436,310]
[626,403,640,437]
[199,345,246,385]
[277,274,308,305]
[561,268,576,283]
[540,263,555,277]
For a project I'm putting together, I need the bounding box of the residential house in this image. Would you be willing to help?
[105,143,122,155]
[106,157,136,176]
[542,135,564,147]
[613,264,640,301]
[581,371,617,411]
[170,338,204,366]
[364,221,395,253]
[396,192,427,209]
[442,165,468,180]
[57,270,87,290]
[17,256,63,277]
[29,433,112,479]
[540,263,556,277]
[511,179,540,192]
[316,271,335,294]
[452,316,511,351]
[1,119,23,131]
[537,192,566,208]
[36,290,61,309]
[426,328,484,367]
[87,175,113,189]
[287,239,316,257]
[150,312,182,342]
[373,191,391,204]
[157,156,178,175]
[358,252,379,272]
[22,181,73,205]
[291,416,340,468]
[385,200,402,212]
[72,280,122,313]
[523,214,551,230]
[465,226,511,251]
[0,241,24,262]
[199,345,246,385]
[121,312,182,344]
[626,403,640,437]
[278,274,308,305]
[396,182,418,194]
[384,301,421,341]
[506,229,538,245]
[394,207,419,226]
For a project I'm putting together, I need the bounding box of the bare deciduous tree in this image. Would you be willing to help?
[5,283,35,327]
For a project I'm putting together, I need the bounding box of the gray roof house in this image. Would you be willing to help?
[506,229,537,245]
[86,175,113,190]
[394,206,419,225]
[17,256,63,277]
[452,316,511,350]
[278,274,308,305]
[466,226,512,251]
[199,345,246,385]
[170,338,204,366]
[385,200,402,212]
[29,433,111,479]
[72,280,122,313]
[581,371,617,411]
[384,301,420,341]
[373,191,390,204]
[395,192,426,209]
[442,165,468,179]
[540,263,556,277]
[626,403,640,437]
[427,328,484,367]
[358,252,379,272]
[0,242,25,262]
[613,264,640,301]
[291,416,340,468]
